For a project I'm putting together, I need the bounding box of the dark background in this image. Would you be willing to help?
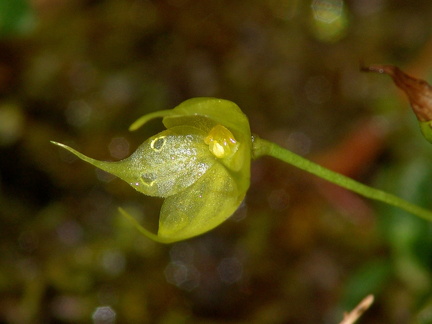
[1,0,432,323]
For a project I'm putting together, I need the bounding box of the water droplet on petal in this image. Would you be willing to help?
[141,173,157,186]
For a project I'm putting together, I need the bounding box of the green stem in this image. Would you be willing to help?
[253,136,432,222]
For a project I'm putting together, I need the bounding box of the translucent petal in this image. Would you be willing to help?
[52,126,216,198]
[157,163,245,242]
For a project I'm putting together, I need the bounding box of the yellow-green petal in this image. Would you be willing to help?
[51,126,217,198]
[157,163,243,242]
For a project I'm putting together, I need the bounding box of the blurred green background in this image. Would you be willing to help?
[1,0,432,323]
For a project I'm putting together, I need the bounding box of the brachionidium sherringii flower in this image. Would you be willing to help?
[52,97,432,243]
[52,98,251,243]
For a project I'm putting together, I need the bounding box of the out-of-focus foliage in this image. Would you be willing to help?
[0,0,35,36]
[1,0,432,323]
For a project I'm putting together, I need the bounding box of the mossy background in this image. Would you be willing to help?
[1,0,432,323]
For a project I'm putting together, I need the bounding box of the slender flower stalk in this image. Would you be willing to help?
[252,136,432,222]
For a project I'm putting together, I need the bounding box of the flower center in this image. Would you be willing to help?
[204,125,238,158]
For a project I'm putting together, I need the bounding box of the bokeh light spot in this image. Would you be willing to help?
[311,0,343,23]
[169,242,195,263]
[92,306,116,324]
[164,261,200,291]
[108,137,130,160]
[311,0,349,42]
[101,250,126,276]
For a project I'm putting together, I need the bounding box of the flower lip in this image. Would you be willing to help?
[204,125,239,159]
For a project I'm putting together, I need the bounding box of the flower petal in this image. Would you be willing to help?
[52,126,217,198]
[157,162,244,242]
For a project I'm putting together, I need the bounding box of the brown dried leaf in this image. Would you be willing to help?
[362,64,432,122]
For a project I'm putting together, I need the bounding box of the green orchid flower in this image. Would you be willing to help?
[52,98,251,243]
[52,97,432,243]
